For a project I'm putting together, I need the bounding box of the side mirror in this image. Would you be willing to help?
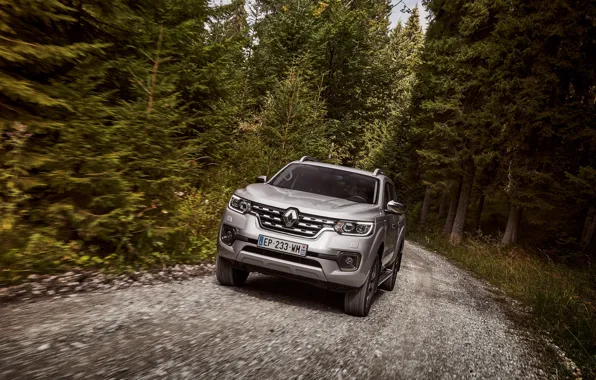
[386,200,404,215]
[256,175,267,184]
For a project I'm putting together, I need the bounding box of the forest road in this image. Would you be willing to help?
[1,241,554,379]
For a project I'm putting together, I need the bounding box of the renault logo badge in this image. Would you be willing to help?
[282,208,299,228]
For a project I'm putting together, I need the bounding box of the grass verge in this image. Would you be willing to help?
[409,231,596,378]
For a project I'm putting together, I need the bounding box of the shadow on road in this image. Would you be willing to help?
[227,274,345,314]
[225,274,387,315]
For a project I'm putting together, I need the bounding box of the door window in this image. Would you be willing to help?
[384,183,396,205]
[389,183,396,202]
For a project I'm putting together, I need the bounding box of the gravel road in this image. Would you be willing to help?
[1,242,554,379]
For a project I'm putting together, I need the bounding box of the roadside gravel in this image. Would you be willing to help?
[0,264,214,303]
[0,242,556,379]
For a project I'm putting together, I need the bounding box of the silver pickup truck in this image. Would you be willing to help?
[215,157,406,316]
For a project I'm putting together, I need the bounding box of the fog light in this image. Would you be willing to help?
[220,225,237,246]
[337,252,361,271]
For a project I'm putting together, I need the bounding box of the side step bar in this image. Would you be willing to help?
[378,268,393,285]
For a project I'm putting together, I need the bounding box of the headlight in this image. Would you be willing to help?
[334,220,373,236]
[229,195,251,214]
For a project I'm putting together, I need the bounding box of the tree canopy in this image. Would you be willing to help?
[1,0,595,374]
[0,0,594,287]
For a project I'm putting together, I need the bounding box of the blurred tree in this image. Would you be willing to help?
[1,0,594,278]
[0,0,105,125]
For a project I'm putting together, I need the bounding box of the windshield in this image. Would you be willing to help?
[270,164,378,204]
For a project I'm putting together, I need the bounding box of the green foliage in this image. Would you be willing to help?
[169,187,231,262]
[0,0,593,325]
[359,7,425,203]
[0,0,106,124]
[2,233,73,277]
[405,0,595,365]
[248,0,395,163]
[406,0,595,250]
[0,0,215,276]
[259,69,328,170]
[1,0,416,279]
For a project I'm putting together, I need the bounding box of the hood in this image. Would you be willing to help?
[235,183,381,221]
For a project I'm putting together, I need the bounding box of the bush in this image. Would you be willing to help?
[171,187,233,262]
[0,232,78,284]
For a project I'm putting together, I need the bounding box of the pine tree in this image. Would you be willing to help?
[0,0,228,270]
[0,0,109,264]
[485,0,596,245]
[259,68,327,173]
[359,8,424,205]
[0,1,106,126]
[310,0,392,163]
[248,0,323,100]
[412,0,501,244]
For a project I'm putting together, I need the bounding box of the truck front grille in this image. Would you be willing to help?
[251,203,336,238]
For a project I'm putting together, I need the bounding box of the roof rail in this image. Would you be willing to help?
[373,168,385,176]
[299,156,319,163]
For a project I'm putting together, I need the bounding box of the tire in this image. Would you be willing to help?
[379,242,403,292]
[395,242,404,272]
[379,259,398,292]
[344,255,380,317]
[215,256,249,286]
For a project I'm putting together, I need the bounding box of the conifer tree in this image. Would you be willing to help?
[412,0,501,243]
[359,7,424,204]
[0,0,105,125]
[484,0,596,245]
[259,68,327,172]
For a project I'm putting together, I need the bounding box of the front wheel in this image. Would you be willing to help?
[344,255,380,317]
[216,256,249,286]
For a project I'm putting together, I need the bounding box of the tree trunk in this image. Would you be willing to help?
[147,24,164,114]
[279,70,296,166]
[515,208,523,242]
[450,164,475,245]
[420,187,431,224]
[501,205,522,245]
[437,192,447,220]
[443,178,462,236]
[473,192,485,233]
[581,207,596,253]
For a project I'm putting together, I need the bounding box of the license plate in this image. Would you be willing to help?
[257,235,308,257]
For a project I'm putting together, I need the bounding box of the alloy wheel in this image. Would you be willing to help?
[365,263,377,307]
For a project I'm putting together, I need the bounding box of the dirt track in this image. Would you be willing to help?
[0,241,553,379]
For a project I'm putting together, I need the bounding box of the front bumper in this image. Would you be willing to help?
[217,208,381,289]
